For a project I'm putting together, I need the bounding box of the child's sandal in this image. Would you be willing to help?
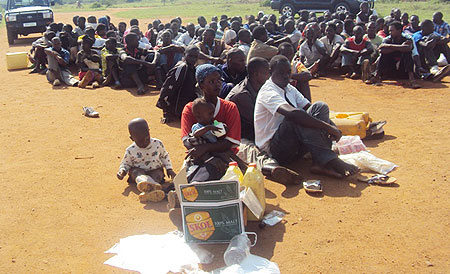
[139,190,165,203]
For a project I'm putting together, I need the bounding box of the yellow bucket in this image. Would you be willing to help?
[6,52,29,70]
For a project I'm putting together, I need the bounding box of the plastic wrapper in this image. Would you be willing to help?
[214,254,280,274]
[261,210,285,226]
[335,136,367,155]
[339,151,398,174]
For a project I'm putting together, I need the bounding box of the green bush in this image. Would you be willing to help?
[90,2,102,8]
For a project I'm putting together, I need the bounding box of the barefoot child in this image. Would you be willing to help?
[117,118,176,203]
[76,35,103,88]
[101,38,121,88]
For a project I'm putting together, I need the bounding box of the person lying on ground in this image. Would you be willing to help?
[181,64,242,182]
[29,31,55,74]
[101,38,122,88]
[196,28,226,65]
[254,55,360,178]
[340,25,373,80]
[365,21,420,88]
[218,48,248,99]
[118,32,158,95]
[117,118,176,203]
[76,35,103,89]
[157,45,200,123]
[45,37,79,87]
[413,19,450,82]
[226,57,303,185]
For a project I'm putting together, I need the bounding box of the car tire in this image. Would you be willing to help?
[280,3,295,17]
[7,29,16,45]
[334,1,350,13]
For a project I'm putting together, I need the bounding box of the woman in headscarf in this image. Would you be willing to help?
[180,64,243,182]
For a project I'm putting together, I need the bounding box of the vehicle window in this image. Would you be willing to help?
[9,0,49,9]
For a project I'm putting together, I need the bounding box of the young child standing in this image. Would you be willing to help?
[117,118,176,203]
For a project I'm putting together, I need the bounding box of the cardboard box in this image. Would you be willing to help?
[174,171,245,244]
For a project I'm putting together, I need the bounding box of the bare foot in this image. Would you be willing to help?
[327,158,360,177]
[269,166,303,185]
[310,165,343,179]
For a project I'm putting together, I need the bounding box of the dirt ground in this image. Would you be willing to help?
[1,9,450,273]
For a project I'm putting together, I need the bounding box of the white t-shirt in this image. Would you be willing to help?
[288,29,302,45]
[319,34,344,55]
[177,32,194,46]
[254,77,310,152]
[299,39,325,67]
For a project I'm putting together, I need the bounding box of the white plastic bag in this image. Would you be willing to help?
[335,136,367,155]
[339,151,398,174]
[104,231,214,274]
[216,254,280,274]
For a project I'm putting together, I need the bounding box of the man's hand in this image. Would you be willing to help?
[166,169,177,179]
[327,125,342,142]
[117,169,127,180]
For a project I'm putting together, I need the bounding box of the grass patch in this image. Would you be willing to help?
[52,0,450,24]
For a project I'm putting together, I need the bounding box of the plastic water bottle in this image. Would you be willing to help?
[224,233,255,266]
[242,163,266,221]
[222,161,244,183]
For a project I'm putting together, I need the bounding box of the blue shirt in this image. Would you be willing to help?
[412,30,442,43]
[51,47,70,65]
[434,21,450,37]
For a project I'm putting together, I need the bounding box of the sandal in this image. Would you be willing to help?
[139,190,165,203]
[357,174,397,185]
[303,180,323,193]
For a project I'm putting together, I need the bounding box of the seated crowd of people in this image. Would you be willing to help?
[29,8,450,187]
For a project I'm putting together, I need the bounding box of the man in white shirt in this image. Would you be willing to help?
[254,55,359,178]
[177,23,195,46]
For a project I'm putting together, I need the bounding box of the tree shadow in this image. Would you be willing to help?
[364,134,397,148]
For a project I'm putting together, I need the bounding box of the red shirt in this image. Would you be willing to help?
[346,37,368,51]
[181,98,241,148]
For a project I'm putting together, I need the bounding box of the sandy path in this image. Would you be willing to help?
[1,9,450,273]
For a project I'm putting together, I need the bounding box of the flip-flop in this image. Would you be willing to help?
[357,174,397,185]
[303,180,323,193]
[139,190,165,203]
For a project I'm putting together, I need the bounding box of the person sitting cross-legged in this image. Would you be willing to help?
[340,25,373,80]
[365,21,420,89]
[44,37,79,87]
[254,55,359,178]
[226,57,303,185]
[118,33,159,95]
